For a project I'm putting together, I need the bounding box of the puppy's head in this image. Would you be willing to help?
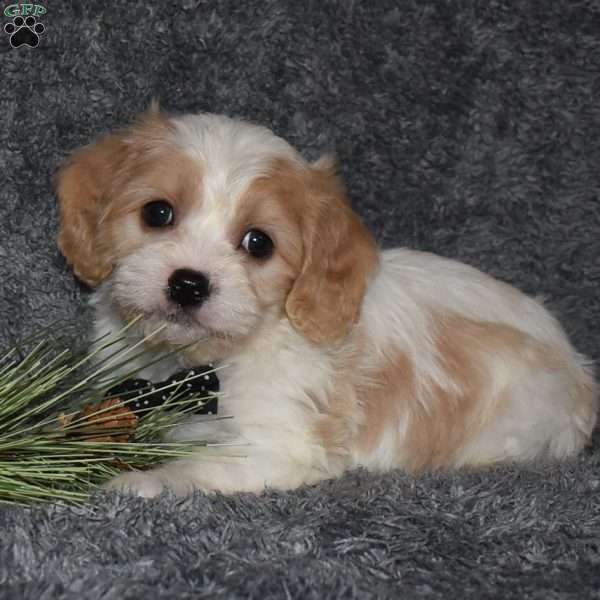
[55,109,378,356]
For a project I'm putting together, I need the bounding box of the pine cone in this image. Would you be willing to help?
[66,398,139,442]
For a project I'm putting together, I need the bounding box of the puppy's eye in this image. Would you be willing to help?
[142,200,174,228]
[241,229,274,259]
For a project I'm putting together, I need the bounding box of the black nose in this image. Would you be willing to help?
[168,269,211,307]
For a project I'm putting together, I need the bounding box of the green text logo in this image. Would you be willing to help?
[4,3,46,17]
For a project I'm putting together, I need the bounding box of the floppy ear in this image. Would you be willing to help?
[54,104,165,286]
[54,133,125,287]
[285,159,379,344]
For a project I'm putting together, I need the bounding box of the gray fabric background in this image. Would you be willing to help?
[0,1,599,598]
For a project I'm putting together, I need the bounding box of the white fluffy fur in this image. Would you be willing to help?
[70,114,596,497]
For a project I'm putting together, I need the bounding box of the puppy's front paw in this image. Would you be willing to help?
[103,471,165,498]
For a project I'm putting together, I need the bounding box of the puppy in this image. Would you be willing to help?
[55,108,598,497]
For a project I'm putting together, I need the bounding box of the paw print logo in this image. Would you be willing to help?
[4,15,45,48]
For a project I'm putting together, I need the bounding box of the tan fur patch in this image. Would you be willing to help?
[395,316,554,470]
[229,161,307,313]
[283,160,380,344]
[55,132,125,285]
[231,158,379,332]
[354,351,414,456]
[55,109,186,286]
[102,149,203,260]
[317,313,567,472]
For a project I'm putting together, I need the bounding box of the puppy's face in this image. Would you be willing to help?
[56,111,377,358]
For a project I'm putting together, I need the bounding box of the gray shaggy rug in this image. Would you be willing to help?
[1,1,599,598]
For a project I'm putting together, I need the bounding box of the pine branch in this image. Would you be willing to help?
[0,324,227,506]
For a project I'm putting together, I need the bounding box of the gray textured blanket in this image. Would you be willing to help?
[1,1,599,598]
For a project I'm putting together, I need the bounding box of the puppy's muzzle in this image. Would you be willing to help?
[168,268,211,307]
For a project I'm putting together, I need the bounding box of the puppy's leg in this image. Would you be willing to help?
[103,445,327,497]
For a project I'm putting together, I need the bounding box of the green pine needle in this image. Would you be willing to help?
[0,323,229,506]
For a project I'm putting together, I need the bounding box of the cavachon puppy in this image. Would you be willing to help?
[55,107,597,497]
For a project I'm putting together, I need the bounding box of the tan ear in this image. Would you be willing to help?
[55,105,167,286]
[54,133,124,286]
[285,161,379,344]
